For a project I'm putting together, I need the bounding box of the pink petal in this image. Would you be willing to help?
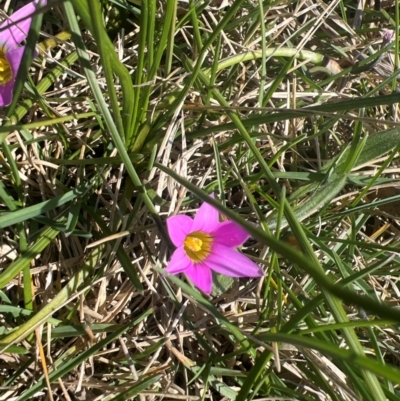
[0,0,47,50]
[166,246,192,274]
[206,243,263,277]
[382,29,394,46]
[6,45,26,72]
[185,264,213,293]
[191,194,220,233]
[0,77,14,107]
[0,46,39,107]
[0,46,26,106]
[0,46,26,107]
[212,221,251,247]
[166,215,193,247]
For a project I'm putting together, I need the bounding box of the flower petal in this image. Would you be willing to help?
[6,45,26,72]
[0,76,14,107]
[212,221,251,247]
[0,46,26,106]
[191,194,220,233]
[206,243,263,277]
[166,215,193,247]
[0,0,47,50]
[166,246,192,274]
[185,264,213,293]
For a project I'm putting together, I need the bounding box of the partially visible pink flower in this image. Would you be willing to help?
[382,29,394,47]
[166,195,263,294]
[0,0,47,107]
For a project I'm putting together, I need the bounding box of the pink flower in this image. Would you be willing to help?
[166,196,263,293]
[382,29,394,47]
[0,0,47,107]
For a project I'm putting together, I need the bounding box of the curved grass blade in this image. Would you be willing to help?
[86,0,124,139]
[64,1,167,244]
[280,196,387,401]
[14,304,156,401]
[107,373,162,401]
[156,162,400,322]
[0,184,89,229]
[256,332,400,385]
[155,266,255,358]
[0,244,104,350]
[188,94,400,140]
[69,0,135,138]
[84,204,143,291]
[0,223,61,291]
[4,51,79,128]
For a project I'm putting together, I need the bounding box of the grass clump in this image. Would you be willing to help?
[1,0,400,400]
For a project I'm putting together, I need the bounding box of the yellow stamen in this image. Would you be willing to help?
[0,48,12,85]
[184,231,213,263]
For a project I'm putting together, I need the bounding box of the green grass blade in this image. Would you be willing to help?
[156,162,400,322]
[14,304,156,401]
[0,224,61,291]
[64,0,167,242]
[0,184,89,229]
[257,332,400,385]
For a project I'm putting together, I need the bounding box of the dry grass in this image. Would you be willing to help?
[1,0,400,400]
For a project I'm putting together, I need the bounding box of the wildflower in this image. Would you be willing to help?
[382,29,394,47]
[166,195,263,294]
[0,0,46,107]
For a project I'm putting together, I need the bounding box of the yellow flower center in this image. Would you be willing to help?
[184,231,213,263]
[0,48,12,85]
